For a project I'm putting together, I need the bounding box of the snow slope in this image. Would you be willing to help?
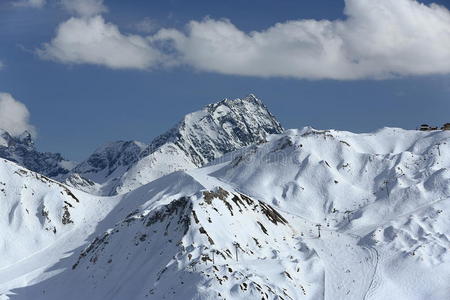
[0,160,203,299]
[0,158,120,293]
[205,127,450,299]
[10,188,325,300]
[1,127,449,300]
[213,127,450,230]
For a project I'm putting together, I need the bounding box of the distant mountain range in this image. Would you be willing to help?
[0,95,449,300]
[0,94,282,196]
[0,94,283,196]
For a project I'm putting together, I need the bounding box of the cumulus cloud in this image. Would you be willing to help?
[60,0,107,17]
[12,0,46,8]
[154,0,450,80]
[0,93,36,136]
[38,0,450,80]
[37,16,164,70]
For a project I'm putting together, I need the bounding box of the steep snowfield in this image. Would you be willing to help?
[112,143,198,195]
[0,127,449,299]
[0,160,204,299]
[10,188,325,300]
[0,159,120,295]
[67,94,283,195]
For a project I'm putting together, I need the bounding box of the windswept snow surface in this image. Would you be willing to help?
[0,127,449,299]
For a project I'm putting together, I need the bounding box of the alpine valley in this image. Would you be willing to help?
[0,95,449,300]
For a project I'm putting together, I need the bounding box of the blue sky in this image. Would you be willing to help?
[0,0,449,161]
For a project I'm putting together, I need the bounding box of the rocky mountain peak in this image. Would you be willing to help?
[17,130,34,147]
[147,94,283,166]
[66,94,284,195]
[0,129,34,149]
[0,129,72,178]
[70,140,147,182]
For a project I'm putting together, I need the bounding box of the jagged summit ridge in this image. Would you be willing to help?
[147,94,283,165]
[114,94,283,194]
[68,94,283,195]
[0,129,73,178]
[70,140,147,182]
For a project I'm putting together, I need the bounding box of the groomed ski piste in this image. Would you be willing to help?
[0,126,449,299]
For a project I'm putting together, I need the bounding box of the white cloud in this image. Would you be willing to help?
[60,0,107,17]
[0,93,36,137]
[38,0,450,80]
[12,0,46,8]
[37,16,164,70]
[154,0,450,80]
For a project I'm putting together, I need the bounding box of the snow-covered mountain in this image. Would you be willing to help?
[0,159,107,273]
[68,94,283,195]
[66,140,147,195]
[0,129,73,178]
[1,126,449,300]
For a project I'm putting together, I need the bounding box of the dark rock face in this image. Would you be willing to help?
[72,141,147,179]
[0,130,71,178]
[145,94,284,166]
